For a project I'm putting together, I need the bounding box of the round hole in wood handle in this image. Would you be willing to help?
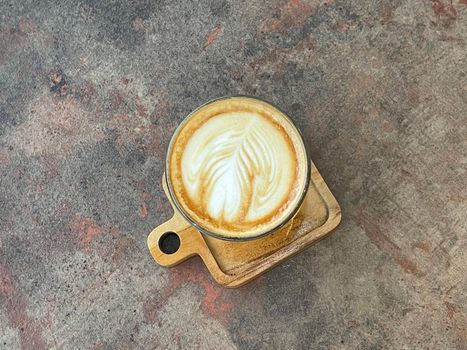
[147,214,205,267]
[158,232,180,254]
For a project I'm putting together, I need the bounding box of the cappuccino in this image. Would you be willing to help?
[167,97,309,239]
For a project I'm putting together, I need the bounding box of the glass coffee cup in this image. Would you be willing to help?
[163,96,310,242]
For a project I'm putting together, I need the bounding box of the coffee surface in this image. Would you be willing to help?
[168,97,308,238]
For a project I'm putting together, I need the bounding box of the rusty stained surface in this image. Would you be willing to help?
[0,0,466,349]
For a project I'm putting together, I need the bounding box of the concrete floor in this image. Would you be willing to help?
[1,0,466,349]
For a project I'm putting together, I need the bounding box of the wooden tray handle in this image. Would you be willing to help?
[147,211,210,267]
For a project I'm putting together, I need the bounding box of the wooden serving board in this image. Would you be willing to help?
[147,163,341,288]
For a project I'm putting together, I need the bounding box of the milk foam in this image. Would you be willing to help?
[181,112,294,224]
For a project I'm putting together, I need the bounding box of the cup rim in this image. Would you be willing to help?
[165,95,311,241]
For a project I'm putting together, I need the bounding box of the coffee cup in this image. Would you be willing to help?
[160,96,310,243]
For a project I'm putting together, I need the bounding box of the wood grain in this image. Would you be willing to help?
[147,162,341,287]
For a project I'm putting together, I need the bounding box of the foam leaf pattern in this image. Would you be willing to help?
[182,113,294,224]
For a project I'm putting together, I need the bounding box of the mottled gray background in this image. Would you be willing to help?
[0,0,466,349]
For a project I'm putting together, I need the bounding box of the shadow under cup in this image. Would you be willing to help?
[164,96,311,242]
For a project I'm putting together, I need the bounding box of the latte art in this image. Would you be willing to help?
[182,112,293,224]
[168,97,309,239]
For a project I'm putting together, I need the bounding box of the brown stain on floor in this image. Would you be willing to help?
[70,214,104,253]
[139,202,149,220]
[259,0,315,33]
[203,23,222,49]
[0,260,48,350]
[431,0,460,26]
[144,258,234,326]
[412,241,431,253]
[351,208,425,278]
[137,180,151,220]
[445,301,459,320]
